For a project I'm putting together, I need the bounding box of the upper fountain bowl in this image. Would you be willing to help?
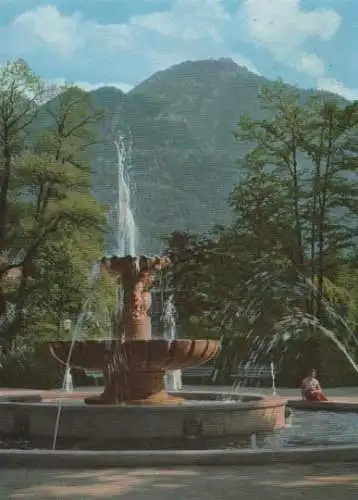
[49,339,220,372]
[100,254,171,276]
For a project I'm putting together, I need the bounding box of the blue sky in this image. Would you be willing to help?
[0,0,356,98]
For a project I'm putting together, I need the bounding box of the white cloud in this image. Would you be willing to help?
[132,0,230,42]
[0,1,259,85]
[77,81,133,93]
[0,0,350,102]
[133,11,219,41]
[90,22,133,50]
[241,0,341,77]
[242,0,340,51]
[317,78,358,101]
[296,54,325,78]
[12,5,81,58]
[9,0,230,58]
[7,5,132,58]
[50,78,133,93]
[240,0,352,98]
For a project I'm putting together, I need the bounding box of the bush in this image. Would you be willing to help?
[0,344,64,389]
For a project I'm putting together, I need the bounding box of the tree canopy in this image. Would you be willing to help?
[0,59,114,346]
[164,81,358,384]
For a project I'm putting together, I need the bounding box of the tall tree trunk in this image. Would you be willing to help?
[291,132,304,270]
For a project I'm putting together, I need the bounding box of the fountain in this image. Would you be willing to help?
[0,249,280,451]
[49,254,219,406]
[0,250,286,451]
[0,133,286,454]
[50,134,202,405]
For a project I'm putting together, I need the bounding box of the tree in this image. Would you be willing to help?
[0,59,109,344]
[165,230,218,338]
[297,99,358,319]
[232,81,358,373]
[235,81,308,273]
[19,231,117,343]
[164,81,358,382]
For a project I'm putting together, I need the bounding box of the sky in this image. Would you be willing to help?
[0,0,357,99]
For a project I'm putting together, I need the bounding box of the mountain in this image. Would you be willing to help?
[83,58,340,253]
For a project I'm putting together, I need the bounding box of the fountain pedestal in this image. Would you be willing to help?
[49,255,220,406]
[87,370,183,405]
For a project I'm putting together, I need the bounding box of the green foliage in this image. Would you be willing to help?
[19,232,115,342]
[0,345,63,389]
[232,82,358,306]
[165,231,220,338]
[0,60,110,344]
[165,79,358,383]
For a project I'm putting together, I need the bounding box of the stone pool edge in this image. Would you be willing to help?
[287,400,358,412]
[1,445,358,468]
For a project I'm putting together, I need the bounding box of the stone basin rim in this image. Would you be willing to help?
[0,394,286,412]
[49,339,220,344]
[48,339,221,371]
[0,444,358,468]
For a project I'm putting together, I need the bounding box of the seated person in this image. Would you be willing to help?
[301,369,328,402]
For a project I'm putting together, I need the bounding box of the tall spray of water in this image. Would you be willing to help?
[104,135,138,340]
[108,135,137,256]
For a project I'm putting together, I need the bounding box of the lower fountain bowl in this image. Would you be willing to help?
[0,390,286,448]
[49,339,220,371]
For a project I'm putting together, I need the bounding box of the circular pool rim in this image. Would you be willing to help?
[1,444,358,469]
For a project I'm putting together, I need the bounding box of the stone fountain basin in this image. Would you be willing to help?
[49,339,220,371]
[0,391,286,445]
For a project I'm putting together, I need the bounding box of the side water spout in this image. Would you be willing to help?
[162,294,182,392]
[64,367,73,392]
